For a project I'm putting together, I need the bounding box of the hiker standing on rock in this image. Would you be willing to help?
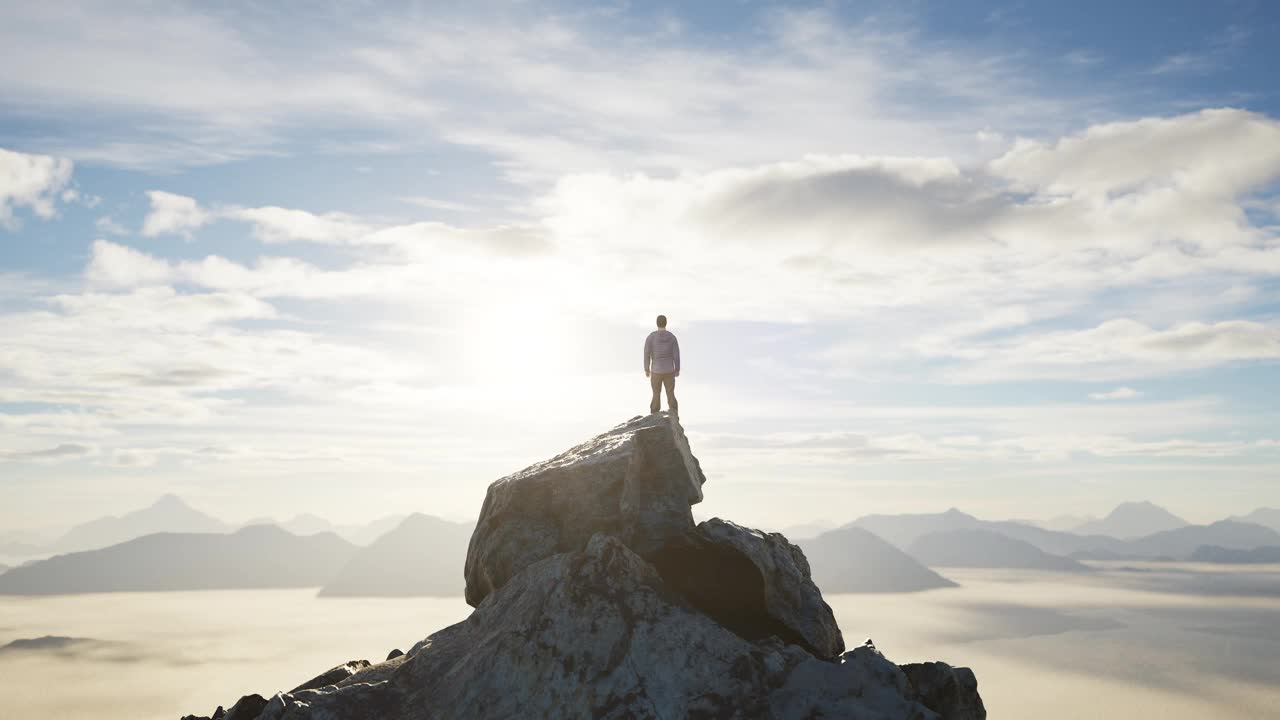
[644,314,680,416]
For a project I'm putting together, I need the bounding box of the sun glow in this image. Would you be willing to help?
[449,303,597,416]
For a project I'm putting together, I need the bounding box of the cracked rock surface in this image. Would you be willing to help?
[182,414,984,720]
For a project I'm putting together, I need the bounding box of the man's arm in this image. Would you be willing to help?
[643,333,652,375]
[673,335,681,375]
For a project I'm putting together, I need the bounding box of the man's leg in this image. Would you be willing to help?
[650,373,663,414]
[664,374,678,416]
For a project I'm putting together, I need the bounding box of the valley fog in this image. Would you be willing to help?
[2,564,1278,719]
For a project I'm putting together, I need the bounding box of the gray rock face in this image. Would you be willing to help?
[218,535,978,720]
[901,662,986,720]
[663,518,844,659]
[289,660,371,693]
[183,414,983,720]
[465,412,705,606]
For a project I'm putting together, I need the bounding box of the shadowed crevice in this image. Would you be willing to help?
[647,539,819,657]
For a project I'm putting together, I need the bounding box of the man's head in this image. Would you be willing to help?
[656,314,667,329]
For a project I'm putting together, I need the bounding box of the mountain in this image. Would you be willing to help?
[0,525,355,594]
[186,412,983,720]
[909,529,1090,572]
[241,514,332,535]
[48,494,230,554]
[240,513,409,545]
[1228,508,1280,533]
[339,514,411,545]
[1074,501,1188,539]
[847,508,1125,557]
[1033,514,1098,532]
[774,521,835,541]
[800,526,956,593]
[847,508,984,549]
[1123,520,1280,559]
[319,513,474,597]
[1189,545,1280,563]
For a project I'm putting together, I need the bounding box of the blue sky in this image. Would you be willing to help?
[1,0,1279,534]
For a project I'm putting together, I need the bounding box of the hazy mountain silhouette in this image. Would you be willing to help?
[1073,501,1188,539]
[0,525,355,594]
[848,508,983,549]
[847,508,1125,557]
[1228,508,1280,533]
[48,494,230,554]
[1030,514,1098,532]
[318,513,474,597]
[338,514,411,545]
[240,513,409,545]
[799,526,956,593]
[1189,545,1280,563]
[775,521,835,541]
[1122,520,1280,558]
[909,529,1090,572]
[0,635,96,653]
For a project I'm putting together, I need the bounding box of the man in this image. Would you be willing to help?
[644,314,680,416]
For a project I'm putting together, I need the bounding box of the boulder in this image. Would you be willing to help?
[902,662,987,720]
[465,412,704,606]
[649,518,844,659]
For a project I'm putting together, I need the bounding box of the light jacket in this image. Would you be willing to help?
[644,329,680,374]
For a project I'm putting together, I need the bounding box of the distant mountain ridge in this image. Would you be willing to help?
[845,507,1280,562]
[799,526,956,593]
[1190,545,1280,563]
[48,494,230,555]
[1229,508,1280,534]
[1073,501,1188,539]
[909,529,1090,572]
[0,525,356,594]
[240,513,408,545]
[319,513,474,597]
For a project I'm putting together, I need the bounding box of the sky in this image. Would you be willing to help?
[1,0,1279,534]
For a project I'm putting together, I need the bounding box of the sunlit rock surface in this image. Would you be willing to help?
[465,412,705,606]
[183,413,984,720]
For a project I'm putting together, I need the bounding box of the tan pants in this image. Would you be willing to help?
[650,372,677,414]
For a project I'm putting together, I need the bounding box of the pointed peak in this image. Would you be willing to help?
[151,493,189,509]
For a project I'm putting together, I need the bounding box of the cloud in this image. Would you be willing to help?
[0,443,95,462]
[0,4,1071,177]
[86,239,173,288]
[223,206,371,244]
[0,147,74,227]
[141,191,210,237]
[990,108,1280,199]
[1089,387,1142,401]
[937,319,1280,382]
[94,215,129,236]
[695,428,1277,465]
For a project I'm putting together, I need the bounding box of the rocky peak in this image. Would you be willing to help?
[183,413,984,719]
[465,411,705,606]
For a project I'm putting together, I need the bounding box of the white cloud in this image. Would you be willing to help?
[1089,387,1142,401]
[223,206,371,244]
[94,215,129,236]
[0,146,74,226]
[86,239,173,288]
[141,190,210,237]
[990,108,1280,200]
[939,319,1280,382]
[695,427,1277,465]
[0,4,1071,177]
